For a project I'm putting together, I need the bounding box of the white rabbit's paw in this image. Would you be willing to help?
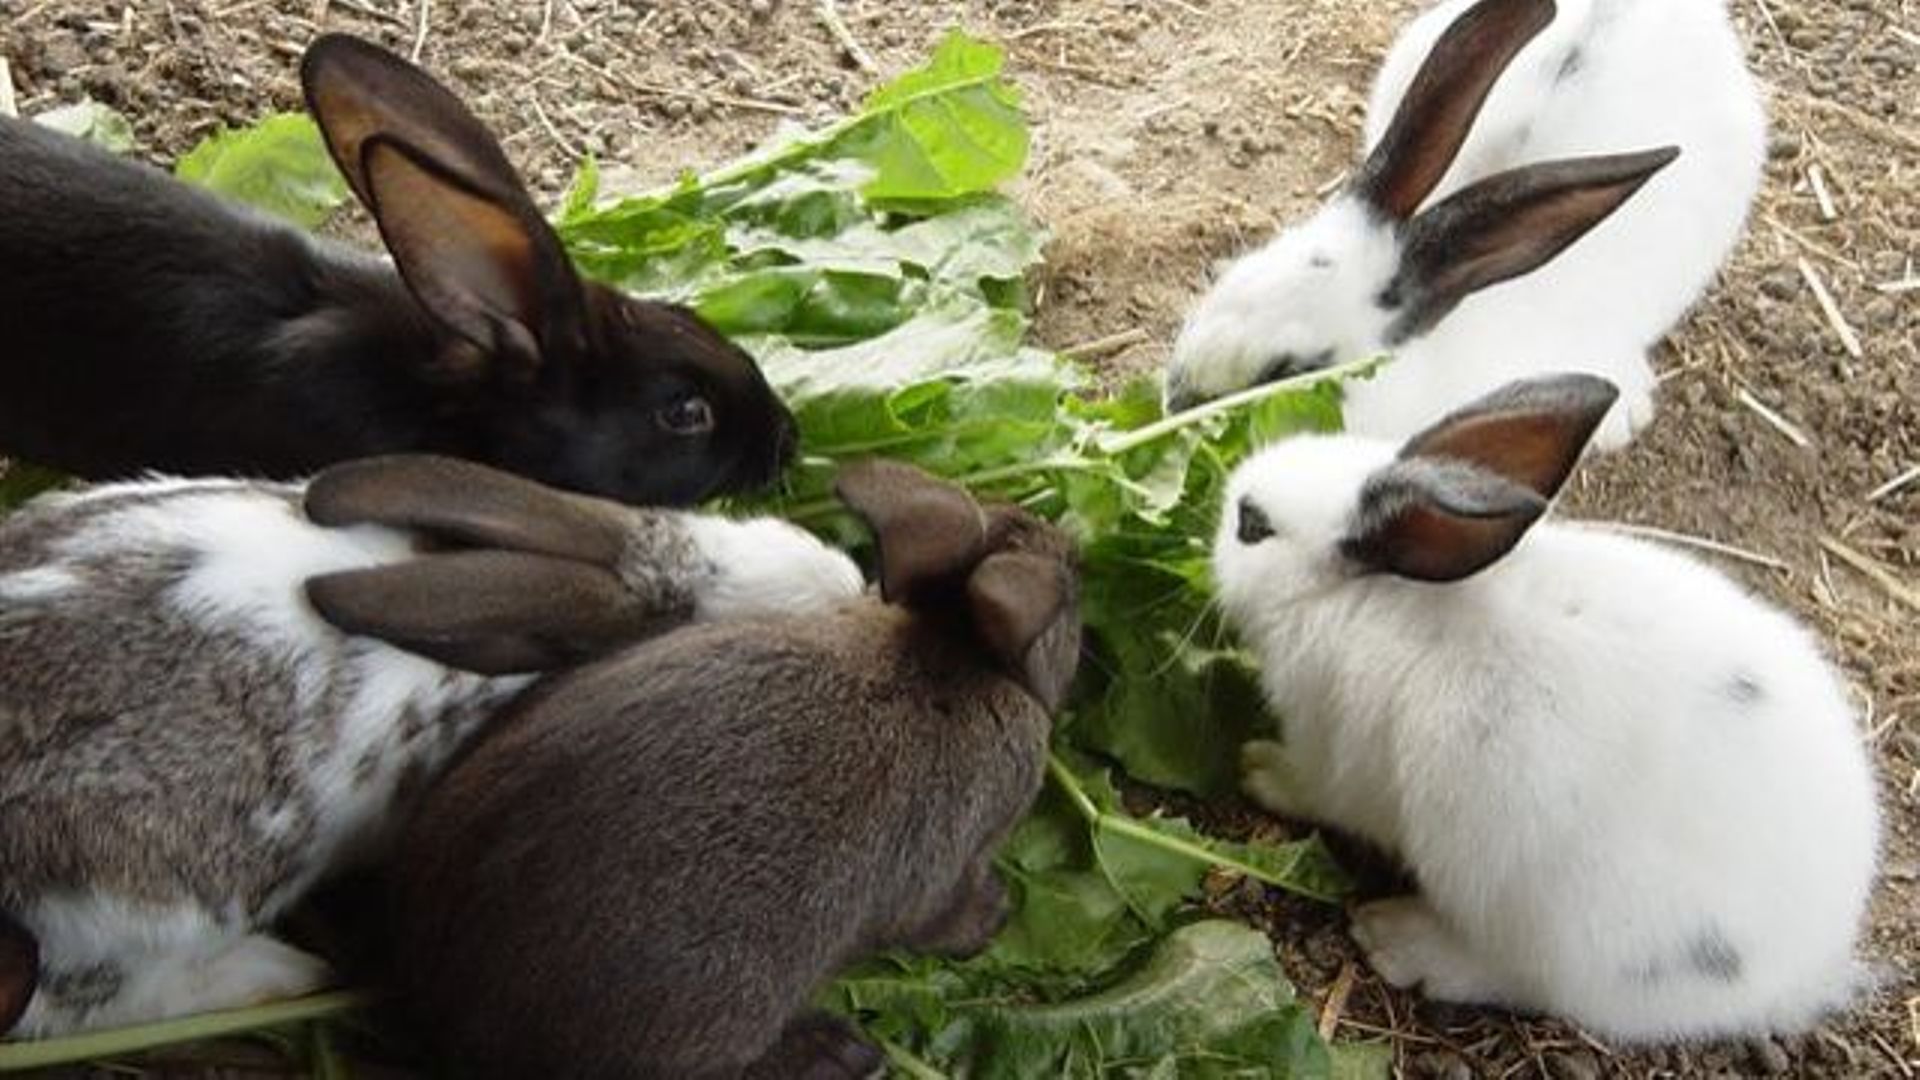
[1240,739,1311,819]
[1351,898,1507,1005]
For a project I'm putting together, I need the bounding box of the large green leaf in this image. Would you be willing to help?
[175,113,351,228]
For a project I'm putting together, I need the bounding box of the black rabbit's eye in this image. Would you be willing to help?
[657,396,715,436]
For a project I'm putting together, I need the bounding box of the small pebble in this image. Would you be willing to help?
[1748,1037,1793,1076]
[1759,269,1800,301]
[1767,132,1802,160]
[1546,1049,1600,1080]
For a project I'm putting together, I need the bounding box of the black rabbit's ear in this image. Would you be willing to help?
[301,34,586,384]
[1385,147,1679,342]
[1352,0,1556,220]
[967,552,1081,712]
[1342,374,1616,581]
[0,909,37,1035]
[305,455,633,569]
[834,459,988,604]
[307,550,670,675]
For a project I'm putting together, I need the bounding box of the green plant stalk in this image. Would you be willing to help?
[1045,754,1342,903]
[1097,354,1386,457]
[880,1037,950,1080]
[0,992,368,1071]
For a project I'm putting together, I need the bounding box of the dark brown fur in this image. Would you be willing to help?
[384,462,1081,1079]
[0,35,793,506]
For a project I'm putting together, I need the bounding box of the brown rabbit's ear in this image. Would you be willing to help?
[834,459,988,604]
[1352,0,1556,220]
[305,456,631,570]
[307,550,668,675]
[301,34,585,383]
[1342,374,1617,581]
[1386,148,1679,342]
[0,909,36,1034]
[968,552,1081,712]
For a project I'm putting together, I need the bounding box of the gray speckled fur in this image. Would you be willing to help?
[0,478,528,1033]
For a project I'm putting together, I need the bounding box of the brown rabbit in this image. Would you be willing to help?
[362,460,1081,1079]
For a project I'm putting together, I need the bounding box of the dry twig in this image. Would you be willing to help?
[1868,465,1920,503]
[0,57,16,119]
[1592,522,1791,573]
[1735,387,1814,450]
[1797,258,1864,361]
[1818,536,1920,613]
[409,0,431,62]
[1061,328,1150,360]
[1318,961,1357,1042]
[816,0,876,73]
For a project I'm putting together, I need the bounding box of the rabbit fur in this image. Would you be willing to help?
[375,460,1082,1079]
[0,34,795,505]
[1167,0,1766,452]
[1214,375,1879,1041]
[0,456,861,1037]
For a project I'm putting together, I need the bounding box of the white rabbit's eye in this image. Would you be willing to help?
[1236,497,1277,545]
[657,396,715,436]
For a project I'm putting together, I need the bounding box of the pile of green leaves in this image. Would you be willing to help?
[2,33,1387,1078]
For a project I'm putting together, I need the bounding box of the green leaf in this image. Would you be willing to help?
[175,113,351,228]
[0,462,67,513]
[940,922,1342,1079]
[846,31,1029,202]
[34,99,136,153]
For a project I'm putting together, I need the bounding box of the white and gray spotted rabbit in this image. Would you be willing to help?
[1168,0,1766,451]
[0,456,861,1037]
[1214,375,1879,1040]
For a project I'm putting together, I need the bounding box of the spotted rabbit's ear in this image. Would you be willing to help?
[307,550,676,676]
[305,455,632,568]
[1343,374,1617,582]
[1351,0,1557,220]
[303,455,685,675]
[834,459,989,606]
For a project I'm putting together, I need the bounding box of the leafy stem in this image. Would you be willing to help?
[1098,354,1385,457]
[1045,754,1340,901]
[0,993,368,1070]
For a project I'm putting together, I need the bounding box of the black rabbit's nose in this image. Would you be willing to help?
[1236,497,1276,545]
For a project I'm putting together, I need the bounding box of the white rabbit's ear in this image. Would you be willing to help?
[1342,374,1616,581]
[1385,148,1680,342]
[1353,0,1556,220]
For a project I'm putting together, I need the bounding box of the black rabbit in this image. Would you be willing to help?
[0,34,793,505]
[347,461,1082,1078]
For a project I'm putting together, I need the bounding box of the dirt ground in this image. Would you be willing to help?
[1,0,1914,1076]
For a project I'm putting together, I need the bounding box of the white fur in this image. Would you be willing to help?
[1169,0,1767,449]
[1214,435,1880,1041]
[14,894,330,1036]
[685,515,865,622]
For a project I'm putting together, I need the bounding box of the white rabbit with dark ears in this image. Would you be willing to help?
[1214,375,1878,1040]
[0,456,861,1037]
[1167,0,1766,451]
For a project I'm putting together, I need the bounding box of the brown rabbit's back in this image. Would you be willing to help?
[391,605,1052,1079]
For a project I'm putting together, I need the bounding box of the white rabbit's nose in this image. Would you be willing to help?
[1236,498,1276,545]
